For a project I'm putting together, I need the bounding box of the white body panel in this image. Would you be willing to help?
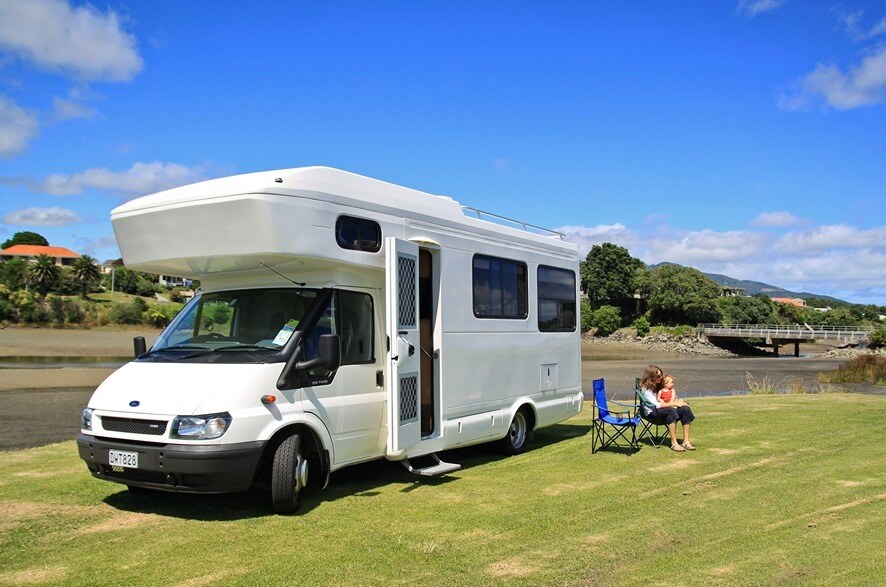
[85,167,582,480]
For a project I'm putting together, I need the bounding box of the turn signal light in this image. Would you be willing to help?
[261,395,276,405]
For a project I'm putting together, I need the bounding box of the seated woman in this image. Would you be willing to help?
[640,365,696,452]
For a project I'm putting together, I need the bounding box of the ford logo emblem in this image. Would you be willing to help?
[129,400,140,407]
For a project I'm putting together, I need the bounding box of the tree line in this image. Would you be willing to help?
[580,242,886,347]
[0,231,192,326]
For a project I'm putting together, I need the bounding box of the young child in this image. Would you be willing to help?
[658,374,678,404]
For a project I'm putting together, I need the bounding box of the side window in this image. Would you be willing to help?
[472,255,528,319]
[337,290,374,364]
[301,290,375,385]
[538,266,576,332]
[336,216,381,252]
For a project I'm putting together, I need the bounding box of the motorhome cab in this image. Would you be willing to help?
[77,167,582,513]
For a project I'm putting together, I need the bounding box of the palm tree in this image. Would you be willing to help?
[70,255,102,299]
[26,254,60,298]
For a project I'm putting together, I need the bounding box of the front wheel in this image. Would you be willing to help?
[271,433,308,514]
[499,410,530,455]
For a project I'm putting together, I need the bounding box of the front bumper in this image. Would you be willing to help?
[77,434,265,494]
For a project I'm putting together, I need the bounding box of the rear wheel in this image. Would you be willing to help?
[499,410,530,455]
[271,433,308,514]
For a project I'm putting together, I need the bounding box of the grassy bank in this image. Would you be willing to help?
[1,395,884,586]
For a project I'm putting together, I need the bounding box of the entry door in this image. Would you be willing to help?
[386,237,421,455]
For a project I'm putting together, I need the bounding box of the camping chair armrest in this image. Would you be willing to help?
[608,409,635,420]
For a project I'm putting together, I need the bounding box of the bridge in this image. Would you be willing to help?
[697,324,873,356]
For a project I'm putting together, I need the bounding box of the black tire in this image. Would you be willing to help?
[271,433,308,514]
[499,410,530,455]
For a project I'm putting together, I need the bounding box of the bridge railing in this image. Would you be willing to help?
[699,324,871,333]
[697,323,872,339]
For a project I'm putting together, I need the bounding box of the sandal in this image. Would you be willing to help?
[682,442,696,451]
[670,444,686,452]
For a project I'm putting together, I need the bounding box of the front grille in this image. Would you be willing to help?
[101,416,168,435]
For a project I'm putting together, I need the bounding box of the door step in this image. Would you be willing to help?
[401,453,461,477]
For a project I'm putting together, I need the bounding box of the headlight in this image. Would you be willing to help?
[82,408,94,430]
[171,412,232,440]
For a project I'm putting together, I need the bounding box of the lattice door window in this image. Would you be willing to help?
[399,374,418,424]
[397,254,417,329]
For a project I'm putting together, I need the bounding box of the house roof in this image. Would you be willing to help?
[1,244,81,258]
[771,297,806,307]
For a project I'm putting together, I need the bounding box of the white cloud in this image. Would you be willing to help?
[3,206,81,227]
[28,161,206,197]
[0,0,143,82]
[51,95,97,121]
[0,94,38,158]
[774,225,886,254]
[557,223,639,253]
[780,46,886,110]
[74,235,118,258]
[645,230,772,265]
[837,9,886,42]
[736,0,785,18]
[751,211,804,228]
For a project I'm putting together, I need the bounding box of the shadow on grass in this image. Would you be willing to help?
[101,421,591,520]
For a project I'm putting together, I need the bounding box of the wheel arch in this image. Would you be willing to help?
[506,398,538,434]
[257,417,332,489]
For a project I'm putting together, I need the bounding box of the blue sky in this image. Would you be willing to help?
[0,0,884,304]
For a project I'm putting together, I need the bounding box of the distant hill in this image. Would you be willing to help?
[647,263,846,304]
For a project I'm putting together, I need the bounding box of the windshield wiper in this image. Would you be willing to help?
[142,344,210,356]
[213,344,280,352]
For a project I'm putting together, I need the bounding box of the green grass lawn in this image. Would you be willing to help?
[1,395,884,586]
[85,292,160,306]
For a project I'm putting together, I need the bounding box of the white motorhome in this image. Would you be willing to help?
[77,167,582,513]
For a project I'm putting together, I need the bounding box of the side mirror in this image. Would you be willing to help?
[295,334,341,372]
[133,336,147,358]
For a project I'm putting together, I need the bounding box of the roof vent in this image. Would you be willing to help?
[274,177,283,183]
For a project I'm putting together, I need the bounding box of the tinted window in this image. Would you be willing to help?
[472,255,528,319]
[538,266,576,332]
[336,216,381,252]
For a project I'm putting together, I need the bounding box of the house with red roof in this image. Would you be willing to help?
[0,244,81,267]
[771,296,806,308]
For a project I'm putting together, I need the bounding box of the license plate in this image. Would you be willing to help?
[108,449,139,469]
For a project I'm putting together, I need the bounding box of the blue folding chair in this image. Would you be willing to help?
[590,378,643,453]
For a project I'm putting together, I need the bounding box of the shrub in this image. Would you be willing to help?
[136,280,158,298]
[746,372,777,395]
[109,298,149,324]
[819,354,886,386]
[650,325,695,338]
[168,289,185,303]
[869,324,886,349]
[146,303,183,327]
[21,302,51,324]
[0,299,16,321]
[633,316,650,337]
[591,305,621,337]
[580,298,593,333]
[48,296,66,323]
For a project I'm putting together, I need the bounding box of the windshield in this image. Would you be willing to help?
[151,288,319,354]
